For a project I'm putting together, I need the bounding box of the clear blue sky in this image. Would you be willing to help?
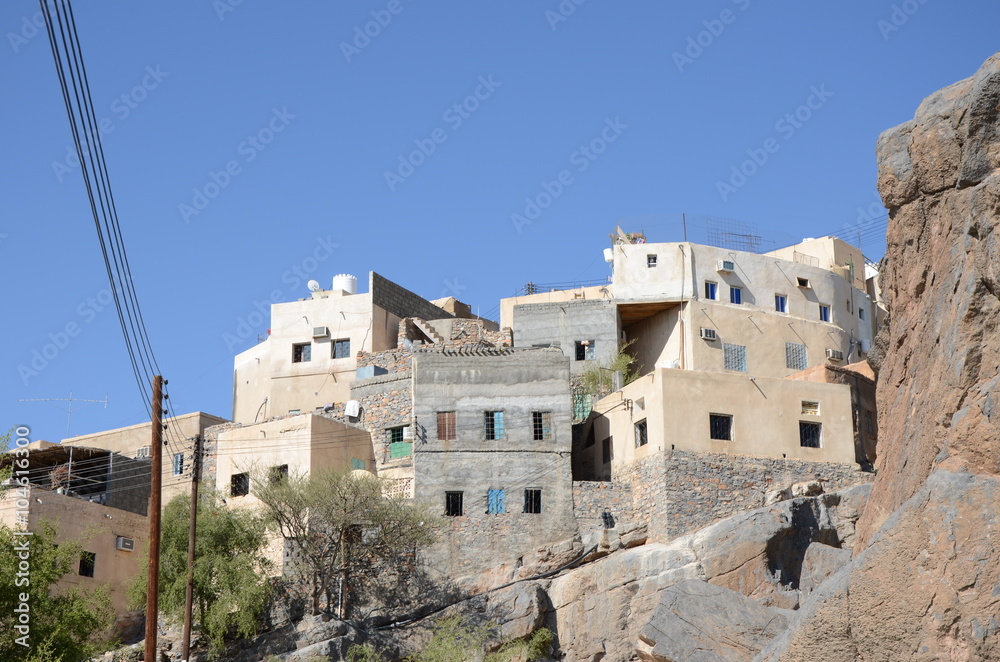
[2,1,997,445]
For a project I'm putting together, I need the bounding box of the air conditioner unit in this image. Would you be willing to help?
[116,537,135,552]
[312,326,329,338]
[700,327,718,341]
[717,260,735,273]
[402,426,414,441]
[135,446,151,459]
[826,348,844,361]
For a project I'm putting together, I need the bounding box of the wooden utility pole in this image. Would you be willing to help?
[145,376,164,662]
[181,434,202,662]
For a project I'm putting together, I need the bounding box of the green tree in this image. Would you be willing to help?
[0,519,115,661]
[129,490,272,655]
[581,339,640,397]
[253,468,439,618]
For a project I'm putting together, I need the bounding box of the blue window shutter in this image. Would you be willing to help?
[499,489,506,513]
[488,489,506,514]
[494,412,504,438]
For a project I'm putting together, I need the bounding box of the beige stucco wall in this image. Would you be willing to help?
[590,368,856,474]
[62,412,227,506]
[765,236,868,291]
[0,485,146,619]
[499,285,609,330]
[612,242,877,364]
[232,290,406,424]
[215,414,374,508]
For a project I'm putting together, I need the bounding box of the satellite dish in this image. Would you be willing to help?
[307,280,321,292]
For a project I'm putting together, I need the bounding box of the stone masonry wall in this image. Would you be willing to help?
[371,272,454,323]
[615,449,874,542]
[573,481,635,533]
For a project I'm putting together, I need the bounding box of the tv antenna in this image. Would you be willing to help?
[18,392,109,437]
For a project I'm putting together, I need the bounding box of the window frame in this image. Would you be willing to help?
[785,342,808,371]
[819,304,831,323]
[292,342,312,363]
[445,491,464,517]
[171,452,184,476]
[487,488,506,515]
[532,411,553,441]
[574,340,596,361]
[647,254,658,268]
[231,472,250,497]
[775,294,788,314]
[730,286,742,305]
[709,413,733,441]
[634,419,648,448]
[437,411,456,441]
[484,411,505,440]
[523,488,542,514]
[705,281,718,301]
[722,343,748,372]
[332,338,351,359]
[799,421,822,448]
[79,551,96,578]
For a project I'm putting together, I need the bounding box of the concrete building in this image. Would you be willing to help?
[1,442,148,628]
[232,272,455,424]
[410,348,577,578]
[62,411,227,506]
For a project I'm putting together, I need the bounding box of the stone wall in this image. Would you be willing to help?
[343,372,414,470]
[371,271,453,323]
[572,481,635,537]
[614,449,874,542]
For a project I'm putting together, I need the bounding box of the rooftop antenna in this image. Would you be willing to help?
[18,392,109,437]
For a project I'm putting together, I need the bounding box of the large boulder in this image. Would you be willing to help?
[757,470,1000,661]
[636,579,791,662]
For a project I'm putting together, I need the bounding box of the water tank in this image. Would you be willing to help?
[345,400,361,418]
[603,248,614,263]
[332,274,358,295]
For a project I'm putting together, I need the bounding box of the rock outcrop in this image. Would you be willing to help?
[859,51,1000,547]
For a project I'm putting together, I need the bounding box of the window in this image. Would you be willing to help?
[79,551,96,578]
[602,437,613,464]
[705,281,718,300]
[269,464,289,484]
[575,340,596,361]
[819,305,831,322]
[292,342,311,363]
[801,401,820,416]
[484,411,505,440]
[390,441,412,458]
[634,419,648,448]
[709,414,733,440]
[785,342,808,371]
[775,295,787,313]
[573,393,593,420]
[388,427,405,444]
[532,411,553,441]
[487,488,506,514]
[800,421,822,448]
[172,452,184,476]
[796,277,811,288]
[723,343,747,372]
[445,491,463,517]
[231,472,249,497]
[524,489,542,514]
[437,411,456,440]
[730,287,742,305]
[332,338,351,359]
[859,307,865,320]
[647,254,657,268]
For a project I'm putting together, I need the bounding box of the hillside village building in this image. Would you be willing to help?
[11,231,885,624]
